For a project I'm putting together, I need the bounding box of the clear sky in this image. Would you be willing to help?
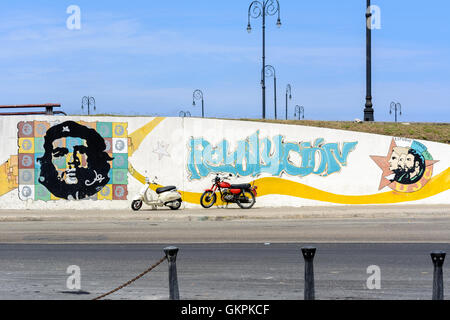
[0,1,449,122]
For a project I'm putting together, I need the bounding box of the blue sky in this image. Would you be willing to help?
[0,1,449,122]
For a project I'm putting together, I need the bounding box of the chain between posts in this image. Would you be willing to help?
[92,256,167,300]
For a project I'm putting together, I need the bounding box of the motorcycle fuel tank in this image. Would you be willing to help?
[219,181,231,188]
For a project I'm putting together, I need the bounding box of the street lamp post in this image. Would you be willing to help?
[389,102,402,123]
[263,65,277,119]
[179,111,191,118]
[364,0,374,121]
[294,105,304,120]
[81,96,96,115]
[247,0,281,119]
[285,84,292,120]
[192,89,204,118]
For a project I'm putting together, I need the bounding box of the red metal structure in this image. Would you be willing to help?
[0,103,67,116]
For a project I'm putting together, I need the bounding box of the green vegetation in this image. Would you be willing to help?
[68,114,450,144]
[237,119,450,144]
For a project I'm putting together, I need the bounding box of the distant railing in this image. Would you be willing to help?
[0,104,67,116]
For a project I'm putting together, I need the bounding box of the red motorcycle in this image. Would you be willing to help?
[200,174,257,209]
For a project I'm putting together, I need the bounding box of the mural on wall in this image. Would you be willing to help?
[0,116,448,206]
[17,120,129,201]
[0,155,18,197]
[187,131,358,180]
[153,141,171,160]
[370,138,439,193]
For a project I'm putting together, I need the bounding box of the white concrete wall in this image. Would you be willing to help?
[0,115,449,210]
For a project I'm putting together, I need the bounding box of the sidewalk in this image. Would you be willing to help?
[0,205,449,222]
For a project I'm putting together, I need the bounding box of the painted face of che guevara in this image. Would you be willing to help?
[37,121,113,200]
[51,138,89,185]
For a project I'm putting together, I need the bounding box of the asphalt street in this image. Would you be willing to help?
[0,206,449,300]
[0,243,448,300]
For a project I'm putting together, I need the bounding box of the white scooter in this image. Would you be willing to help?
[131,176,182,211]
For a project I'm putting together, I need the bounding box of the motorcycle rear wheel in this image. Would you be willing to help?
[168,200,182,210]
[131,200,143,211]
[237,190,255,209]
[200,191,216,209]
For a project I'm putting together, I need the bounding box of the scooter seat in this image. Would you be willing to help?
[156,186,177,194]
[230,183,251,190]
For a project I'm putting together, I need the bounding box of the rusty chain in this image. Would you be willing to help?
[92,256,167,300]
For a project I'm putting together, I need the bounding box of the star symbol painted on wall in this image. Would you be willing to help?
[370,138,439,191]
[370,138,398,190]
[153,141,171,160]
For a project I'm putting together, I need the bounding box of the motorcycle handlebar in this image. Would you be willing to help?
[212,173,235,184]
[145,176,158,184]
[215,173,233,178]
[215,176,230,181]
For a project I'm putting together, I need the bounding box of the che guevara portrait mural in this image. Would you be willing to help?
[17,120,129,201]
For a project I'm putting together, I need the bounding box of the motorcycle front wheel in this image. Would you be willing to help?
[237,190,255,209]
[131,200,143,211]
[200,191,216,209]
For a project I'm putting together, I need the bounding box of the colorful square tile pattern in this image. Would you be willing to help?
[17,121,128,201]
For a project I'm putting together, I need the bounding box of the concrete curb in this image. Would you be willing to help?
[0,205,449,222]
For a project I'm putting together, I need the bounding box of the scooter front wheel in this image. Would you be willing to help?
[200,191,216,209]
[131,200,143,211]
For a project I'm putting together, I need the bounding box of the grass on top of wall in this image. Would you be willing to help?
[67,114,449,144]
[236,119,450,144]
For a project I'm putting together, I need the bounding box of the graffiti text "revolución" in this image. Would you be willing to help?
[187,132,358,180]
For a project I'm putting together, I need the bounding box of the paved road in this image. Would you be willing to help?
[0,206,448,300]
[0,243,448,300]
[1,217,450,244]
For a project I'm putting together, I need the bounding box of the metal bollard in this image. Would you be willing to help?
[430,251,446,300]
[164,246,180,300]
[301,246,316,300]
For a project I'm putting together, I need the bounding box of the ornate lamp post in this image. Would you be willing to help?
[294,105,304,120]
[285,84,292,120]
[247,0,282,119]
[389,102,402,123]
[263,65,277,119]
[81,96,96,115]
[364,0,374,121]
[179,111,191,118]
[192,89,204,118]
